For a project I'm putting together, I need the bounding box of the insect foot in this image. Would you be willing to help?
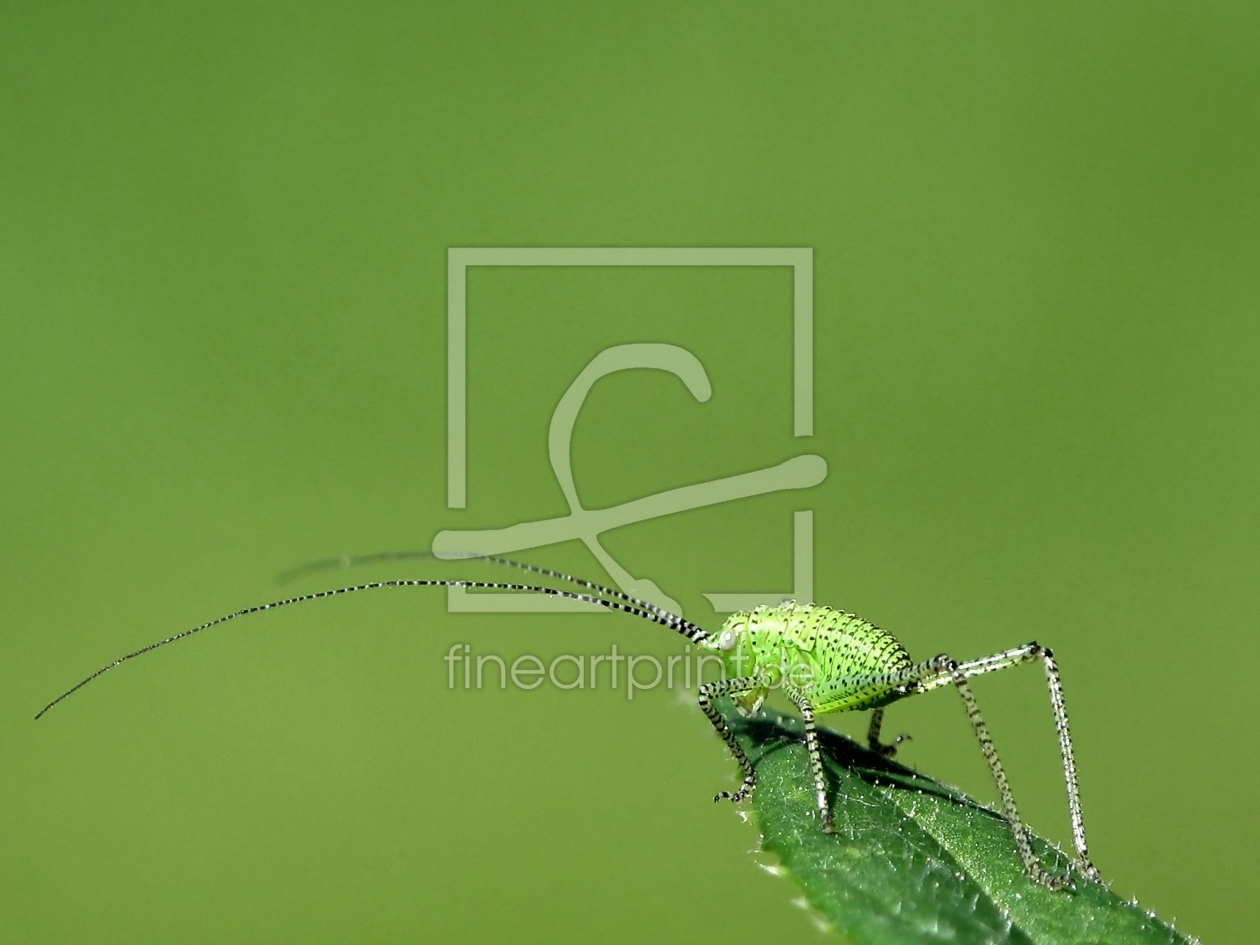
[870,733,911,758]
[866,708,911,758]
[714,776,756,805]
[1035,867,1071,891]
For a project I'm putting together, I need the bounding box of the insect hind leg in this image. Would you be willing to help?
[918,642,1100,882]
[927,654,1067,887]
[838,652,1091,887]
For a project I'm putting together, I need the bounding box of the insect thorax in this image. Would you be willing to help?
[712,603,915,715]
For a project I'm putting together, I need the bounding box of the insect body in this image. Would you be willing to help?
[37,555,1099,890]
[700,601,1099,889]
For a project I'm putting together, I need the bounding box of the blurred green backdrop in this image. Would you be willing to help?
[2,3,1256,943]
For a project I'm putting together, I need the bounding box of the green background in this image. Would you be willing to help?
[2,3,1256,943]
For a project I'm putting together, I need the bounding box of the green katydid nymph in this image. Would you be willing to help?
[36,553,1100,890]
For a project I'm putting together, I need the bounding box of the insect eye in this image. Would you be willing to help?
[718,630,736,651]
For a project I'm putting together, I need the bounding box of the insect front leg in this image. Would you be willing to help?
[697,675,768,805]
[866,707,911,758]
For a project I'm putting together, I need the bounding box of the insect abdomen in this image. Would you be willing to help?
[751,604,913,714]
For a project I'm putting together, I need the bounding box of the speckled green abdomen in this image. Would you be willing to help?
[724,603,914,714]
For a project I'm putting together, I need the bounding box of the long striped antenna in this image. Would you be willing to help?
[35,576,712,721]
[277,550,705,638]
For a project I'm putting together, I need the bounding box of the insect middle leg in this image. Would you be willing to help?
[698,675,769,805]
[791,695,835,832]
[866,708,911,758]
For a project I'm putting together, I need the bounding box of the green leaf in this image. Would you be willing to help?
[726,709,1198,945]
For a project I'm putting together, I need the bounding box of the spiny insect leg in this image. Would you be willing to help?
[1040,647,1100,881]
[917,643,1045,688]
[794,697,834,833]
[917,643,1099,880]
[866,708,910,758]
[698,675,767,805]
[932,654,1068,889]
